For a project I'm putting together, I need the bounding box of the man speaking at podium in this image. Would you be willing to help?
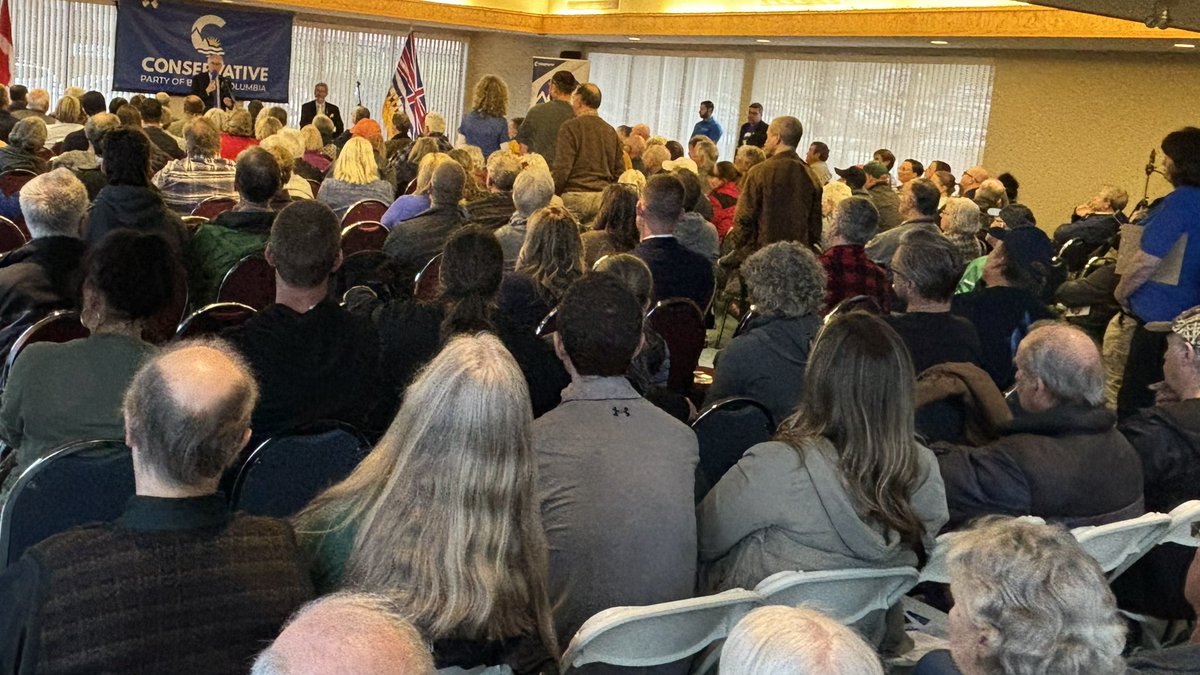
[189,54,236,111]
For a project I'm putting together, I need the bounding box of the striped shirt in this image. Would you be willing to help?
[152,155,238,214]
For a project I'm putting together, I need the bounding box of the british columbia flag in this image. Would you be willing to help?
[383,32,426,138]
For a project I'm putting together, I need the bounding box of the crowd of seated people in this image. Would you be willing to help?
[0,79,1198,675]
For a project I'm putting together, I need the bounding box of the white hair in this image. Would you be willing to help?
[1015,322,1105,407]
[20,168,87,239]
[618,169,646,194]
[251,592,435,675]
[519,152,549,175]
[720,606,884,675]
[821,180,852,215]
[943,197,982,236]
[513,167,554,218]
[424,111,446,135]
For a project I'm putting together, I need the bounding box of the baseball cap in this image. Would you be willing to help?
[986,204,1038,240]
[863,161,889,178]
[989,225,1054,277]
[1147,305,1200,347]
[662,157,698,175]
[835,166,866,188]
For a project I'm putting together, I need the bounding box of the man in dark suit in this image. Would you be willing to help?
[633,173,715,310]
[299,83,344,136]
[189,54,235,111]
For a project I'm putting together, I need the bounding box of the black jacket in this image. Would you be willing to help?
[935,403,1145,530]
[188,72,236,111]
[299,100,344,136]
[633,236,715,310]
[382,204,468,281]
[1119,399,1200,513]
[143,126,185,160]
[0,236,86,358]
[86,184,187,253]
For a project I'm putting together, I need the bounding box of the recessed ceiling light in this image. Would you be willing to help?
[756,39,771,43]
[627,36,641,41]
[1174,43,1196,48]
[930,40,949,45]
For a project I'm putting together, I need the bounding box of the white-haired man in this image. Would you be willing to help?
[496,167,554,272]
[935,322,1144,529]
[12,88,55,124]
[251,592,435,675]
[721,606,884,675]
[0,169,88,353]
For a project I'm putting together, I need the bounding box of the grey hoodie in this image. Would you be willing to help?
[698,436,947,648]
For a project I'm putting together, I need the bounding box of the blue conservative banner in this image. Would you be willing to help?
[114,0,293,101]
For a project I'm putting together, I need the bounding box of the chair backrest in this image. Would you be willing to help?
[824,294,882,324]
[140,263,190,345]
[1057,237,1097,274]
[0,170,36,196]
[646,297,706,392]
[230,424,370,518]
[560,589,762,672]
[754,567,919,626]
[341,199,389,228]
[1072,512,1173,580]
[1163,500,1200,547]
[217,253,276,310]
[2,310,89,388]
[190,196,237,219]
[413,252,443,301]
[692,397,775,491]
[340,220,388,255]
[0,215,26,256]
[181,215,209,236]
[175,302,257,340]
[733,307,757,339]
[0,439,132,569]
[535,307,558,338]
[305,178,321,195]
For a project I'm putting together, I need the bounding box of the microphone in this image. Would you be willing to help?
[1146,148,1158,177]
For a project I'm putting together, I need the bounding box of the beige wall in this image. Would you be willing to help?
[465,33,583,120]
[983,51,1200,231]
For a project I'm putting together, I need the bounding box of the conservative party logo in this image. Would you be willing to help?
[191,15,226,56]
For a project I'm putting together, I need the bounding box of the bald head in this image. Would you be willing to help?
[123,340,258,491]
[252,593,435,675]
[1015,322,1104,410]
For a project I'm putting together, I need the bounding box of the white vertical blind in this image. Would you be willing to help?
[8,0,468,136]
[751,57,995,177]
[588,52,744,162]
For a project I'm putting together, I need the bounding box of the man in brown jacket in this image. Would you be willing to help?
[551,83,624,226]
[725,115,822,268]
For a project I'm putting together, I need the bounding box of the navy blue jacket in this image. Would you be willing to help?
[633,236,714,310]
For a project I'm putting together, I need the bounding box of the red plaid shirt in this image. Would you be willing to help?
[819,244,892,314]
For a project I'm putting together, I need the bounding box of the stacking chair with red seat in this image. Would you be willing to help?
[175,302,258,340]
[413,253,443,301]
[0,215,27,256]
[1,311,90,389]
[646,298,706,393]
[190,196,237,219]
[340,220,388,255]
[217,254,276,310]
[341,199,389,229]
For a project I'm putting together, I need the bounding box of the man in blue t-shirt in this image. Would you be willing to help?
[1115,126,1200,416]
[691,100,722,143]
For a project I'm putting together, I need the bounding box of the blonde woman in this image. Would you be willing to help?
[698,312,949,653]
[45,96,84,145]
[499,205,585,333]
[294,333,559,673]
[316,136,394,220]
[300,124,332,172]
[458,74,509,154]
[255,115,282,142]
[689,135,719,191]
[382,151,450,229]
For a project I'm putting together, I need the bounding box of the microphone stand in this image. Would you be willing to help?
[356,80,362,107]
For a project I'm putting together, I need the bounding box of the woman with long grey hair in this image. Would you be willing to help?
[293,333,559,673]
[698,312,948,654]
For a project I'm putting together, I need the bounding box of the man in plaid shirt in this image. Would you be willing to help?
[820,197,892,313]
[152,118,237,214]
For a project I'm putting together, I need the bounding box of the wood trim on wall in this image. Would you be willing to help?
[248,0,1198,40]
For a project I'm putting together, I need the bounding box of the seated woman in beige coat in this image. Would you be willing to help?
[697,312,949,654]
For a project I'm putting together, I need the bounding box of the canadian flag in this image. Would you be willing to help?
[0,0,12,87]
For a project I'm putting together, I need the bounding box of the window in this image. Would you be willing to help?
[288,26,467,136]
[588,51,745,161]
[751,57,994,178]
[9,0,468,137]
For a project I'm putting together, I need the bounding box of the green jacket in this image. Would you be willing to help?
[186,212,274,306]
